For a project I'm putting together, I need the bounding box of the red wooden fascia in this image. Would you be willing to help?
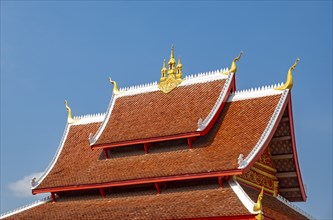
[287,92,307,201]
[180,215,257,220]
[241,91,291,174]
[91,76,236,151]
[32,169,242,195]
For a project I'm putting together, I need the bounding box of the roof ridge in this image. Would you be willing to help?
[228,82,285,102]
[116,68,228,96]
[228,177,258,214]
[233,82,284,95]
[277,195,316,219]
[0,195,52,219]
[73,112,106,120]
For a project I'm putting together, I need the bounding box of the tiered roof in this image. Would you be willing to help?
[1,49,312,219]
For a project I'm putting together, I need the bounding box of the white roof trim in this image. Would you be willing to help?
[72,113,105,125]
[228,83,284,102]
[277,195,316,219]
[90,68,229,145]
[116,68,229,98]
[229,177,259,214]
[237,89,289,169]
[0,195,52,219]
[197,72,234,131]
[89,95,116,145]
[33,115,104,189]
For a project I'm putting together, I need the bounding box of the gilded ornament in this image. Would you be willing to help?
[275,58,300,90]
[224,51,243,75]
[64,100,79,124]
[158,45,183,94]
[109,77,122,95]
[253,186,264,212]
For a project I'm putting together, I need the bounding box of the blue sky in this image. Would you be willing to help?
[1,1,332,219]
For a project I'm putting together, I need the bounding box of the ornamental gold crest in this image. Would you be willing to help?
[158,77,183,94]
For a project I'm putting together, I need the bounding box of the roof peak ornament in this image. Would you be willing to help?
[223,51,243,75]
[158,45,183,94]
[275,58,300,90]
[109,77,122,95]
[65,100,79,124]
[253,186,264,220]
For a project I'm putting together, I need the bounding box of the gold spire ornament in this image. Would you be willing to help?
[224,51,243,75]
[275,58,300,90]
[158,45,183,94]
[176,57,183,79]
[109,77,121,95]
[64,100,79,124]
[160,59,167,82]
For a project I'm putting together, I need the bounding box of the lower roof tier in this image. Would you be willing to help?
[3,179,311,219]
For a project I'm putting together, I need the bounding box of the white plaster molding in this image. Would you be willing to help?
[228,83,284,102]
[277,195,316,219]
[89,95,116,145]
[115,68,228,98]
[197,72,234,131]
[229,177,259,214]
[237,89,289,169]
[72,113,105,125]
[0,195,52,219]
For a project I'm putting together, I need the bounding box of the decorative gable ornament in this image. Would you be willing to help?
[158,45,183,93]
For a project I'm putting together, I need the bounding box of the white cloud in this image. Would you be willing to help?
[8,172,43,197]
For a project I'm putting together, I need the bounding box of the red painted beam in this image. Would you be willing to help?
[103,149,109,159]
[100,188,106,198]
[144,143,150,154]
[287,93,307,201]
[33,169,242,195]
[218,176,223,188]
[187,138,193,150]
[51,192,56,202]
[154,183,161,195]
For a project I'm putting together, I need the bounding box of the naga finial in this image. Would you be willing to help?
[224,51,243,75]
[64,100,79,124]
[253,186,264,212]
[109,77,121,95]
[275,58,300,90]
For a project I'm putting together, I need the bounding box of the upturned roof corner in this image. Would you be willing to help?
[275,58,300,90]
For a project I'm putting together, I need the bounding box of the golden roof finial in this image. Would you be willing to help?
[158,45,183,94]
[275,58,300,90]
[176,57,183,79]
[224,51,243,75]
[253,186,264,212]
[64,100,79,124]
[168,44,176,71]
[109,77,121,95]
[160,59,167,82]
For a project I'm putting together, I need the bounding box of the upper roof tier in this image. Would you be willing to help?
[90,70,235,148]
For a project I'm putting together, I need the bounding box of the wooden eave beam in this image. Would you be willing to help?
[276,172,297,178]
[279,187,300,192]
[271,154,293,160]
[271,135,291,142]
[32,169,242,195]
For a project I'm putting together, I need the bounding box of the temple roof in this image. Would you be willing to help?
[90,70,234,147]
[31,82,306,203]
[2,179,312,219]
